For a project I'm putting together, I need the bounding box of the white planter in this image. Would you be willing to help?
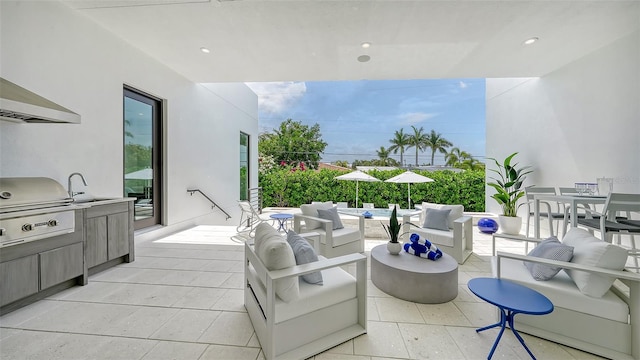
[498,215,522,235]
[387,241,403,255]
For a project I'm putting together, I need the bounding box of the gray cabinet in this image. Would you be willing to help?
[0,255,39,306]
[1,239,83,307]
[85,202,132,269]
[40,242,84,290]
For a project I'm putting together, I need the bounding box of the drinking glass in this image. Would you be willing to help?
[597,177,613,196]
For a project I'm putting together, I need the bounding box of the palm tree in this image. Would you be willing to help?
[376,146,391,166]
[460,158,485,170]
[445,147,472,167]
[424,130,452,165]
[408,125,427,166]
[388,129,410,167]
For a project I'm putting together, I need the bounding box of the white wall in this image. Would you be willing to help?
[486,31,640,215]
[0,1,258,230]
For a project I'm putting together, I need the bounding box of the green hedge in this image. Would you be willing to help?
[259,169,486,212]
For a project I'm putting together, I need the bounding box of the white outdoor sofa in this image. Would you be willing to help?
[492,232,640,360]
[402,202,473,264]
[244,223,367,360]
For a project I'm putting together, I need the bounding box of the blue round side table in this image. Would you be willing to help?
[478,218,499,234]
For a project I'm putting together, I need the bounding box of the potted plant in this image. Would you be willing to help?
[487,152,532,235]
[382,205,403,254]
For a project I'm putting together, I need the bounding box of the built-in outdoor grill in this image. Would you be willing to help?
[0,177,77,247]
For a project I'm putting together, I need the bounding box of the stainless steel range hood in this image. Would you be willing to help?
[0,77,81,124]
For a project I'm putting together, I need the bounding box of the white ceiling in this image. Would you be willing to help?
[64,0,639,83]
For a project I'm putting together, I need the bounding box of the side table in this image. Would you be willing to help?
[468,277,553,360]
[269,213,293,232]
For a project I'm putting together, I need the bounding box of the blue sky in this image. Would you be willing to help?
[246,79,485,165]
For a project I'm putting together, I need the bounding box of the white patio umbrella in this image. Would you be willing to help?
[335,170,380,208]
[125,168,153,197]
[124,168,153,180]
[385,170,434,209]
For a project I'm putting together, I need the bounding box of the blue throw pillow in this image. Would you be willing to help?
[286,230,323,285]
[317,206,344,230]
[524,236,574,281]
[422,208,451,231]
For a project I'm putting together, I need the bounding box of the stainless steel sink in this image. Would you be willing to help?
[72,197,125,205]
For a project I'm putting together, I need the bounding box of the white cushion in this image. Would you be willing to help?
[409,227,454,247]
[254,223,299,302]
[493,257,629,323]
[562,228,628,298]
[246,256,356,323]
[317,227,362,247]
[300,201,334,229]
[420,202,463,229]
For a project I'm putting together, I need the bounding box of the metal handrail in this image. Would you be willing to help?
[187,189,231,220]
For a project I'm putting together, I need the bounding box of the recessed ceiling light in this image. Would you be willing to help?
[357,55,371,63]
[200,47,211,53]
[361,42,371,49]
[523,37,539,45]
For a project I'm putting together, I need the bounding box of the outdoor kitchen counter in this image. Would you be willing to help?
[0,198,135,315]
[1,208,85,314]
[73,197,136,208]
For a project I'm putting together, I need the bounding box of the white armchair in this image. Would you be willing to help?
[293,202,365,258]
[244,224,367,360]
[401,202,473,264]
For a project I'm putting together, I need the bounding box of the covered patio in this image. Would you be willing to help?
[0,225,605,360]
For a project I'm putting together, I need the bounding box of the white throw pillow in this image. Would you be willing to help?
[300,201,334,229]
[420,202,464,229]
[562,228,628,298]
[254,223,299,302]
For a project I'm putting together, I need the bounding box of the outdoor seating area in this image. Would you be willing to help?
[1,223,621,360]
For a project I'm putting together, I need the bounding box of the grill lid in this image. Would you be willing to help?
[0,177,73,210]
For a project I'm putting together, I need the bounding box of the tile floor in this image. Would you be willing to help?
[0,225,609,360]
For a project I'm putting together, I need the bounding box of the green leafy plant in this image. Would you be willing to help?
[487,152,532,217]
[382,205,402,243]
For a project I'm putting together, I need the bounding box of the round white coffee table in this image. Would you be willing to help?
[370,244,458,303]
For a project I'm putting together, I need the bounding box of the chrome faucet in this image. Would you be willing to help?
[68,172,87,198]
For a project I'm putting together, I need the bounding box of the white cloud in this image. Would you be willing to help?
[397,112,438,125]
[459,81,468,89]
[245,81,306,114]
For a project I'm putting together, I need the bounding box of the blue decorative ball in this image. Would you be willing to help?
[478,218,499,234]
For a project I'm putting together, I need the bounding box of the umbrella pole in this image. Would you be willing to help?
[408,183,411,209]
[356,181,359,208]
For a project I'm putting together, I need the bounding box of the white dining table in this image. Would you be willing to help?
[533,194,607,239]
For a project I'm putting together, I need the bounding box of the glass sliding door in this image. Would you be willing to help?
[124,87,162,229]
[240,132,249,201]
